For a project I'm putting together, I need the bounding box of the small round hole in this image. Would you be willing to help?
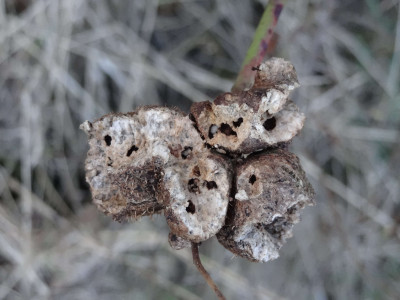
[126,145,139,157]
[188,178,200,194]
[186,200,196,214]
[249,174,256,185]
[233,117,243,128]
[219,123,237,136]
[205,181,218,190]
[263,117,276,131]
[104,135,112,146]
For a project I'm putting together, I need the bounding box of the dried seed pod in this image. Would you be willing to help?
[190,57,303,154]
[80,57,314,264]
[217,149,315,262]
[191,97,305,154]
[81,106,232,241]
[252,57,299,91]
[160,153,232,243]
[80,106,206,221]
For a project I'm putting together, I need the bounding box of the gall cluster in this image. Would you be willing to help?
[81,58,314,262]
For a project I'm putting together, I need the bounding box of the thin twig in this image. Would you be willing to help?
[191,243,226,300]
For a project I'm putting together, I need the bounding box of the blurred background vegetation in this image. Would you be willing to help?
[1,0,400,299]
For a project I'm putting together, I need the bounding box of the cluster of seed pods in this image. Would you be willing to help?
[80,57,314,262]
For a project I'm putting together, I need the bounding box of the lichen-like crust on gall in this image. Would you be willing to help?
[80,106,231,242]
[190,58,304,154]
[252,57,299,91]
[216,149,315,262]
[80,57,315,262]
[80,107,172,221]
[160,153,232,242]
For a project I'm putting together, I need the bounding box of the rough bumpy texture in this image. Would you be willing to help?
[80,57,315,261]
[80,106,231,242]
[160,153,232,242]
[216,149,315,262]
[190,58,303,154]
[80,108,170,221]
[252,57,299,91]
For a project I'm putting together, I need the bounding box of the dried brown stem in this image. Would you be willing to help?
[191,242,226,300]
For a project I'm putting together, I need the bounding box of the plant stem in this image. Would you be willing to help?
[232,0,287,92]
[191,242,226,300]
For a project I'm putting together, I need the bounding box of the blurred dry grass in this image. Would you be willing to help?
[1,0,400,299]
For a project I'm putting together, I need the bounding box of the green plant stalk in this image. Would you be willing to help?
[232,0,287,92]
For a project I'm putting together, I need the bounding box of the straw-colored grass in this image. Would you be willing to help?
[0,0,399,299]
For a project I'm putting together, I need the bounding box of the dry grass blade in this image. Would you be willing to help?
[1,0,400,299]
